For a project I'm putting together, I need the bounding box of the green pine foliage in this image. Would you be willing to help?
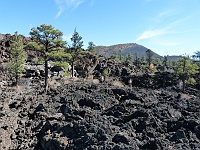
[194,51,200,61]
[146,49,154,68]
[175,55,199,91]
[133,52,140,67]
[153,58,162,65]
[8,32,26,87]
[27,24,68,92]
[119,50,124,62]
[69,28,84,77]
[111,52,124,62]
[111,51,124,62]
[87,41,96,53]
[46,50,70,60]
[111,52,119,61]
[163,55,169,67]
[151,66,158,73]
[125,52,133,63]
[140,56,146,63]
[102,68,109,76]
[186,77,196,85]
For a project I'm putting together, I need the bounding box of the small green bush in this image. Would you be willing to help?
[102,68,109,76]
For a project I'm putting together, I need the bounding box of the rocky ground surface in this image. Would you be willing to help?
[0,33,200,149]
[0,78,200,150]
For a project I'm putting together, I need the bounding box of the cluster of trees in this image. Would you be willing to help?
[7,24,200,92]
[8,24,94,92]
[111,49,170,70]
[175,55,199,91]
[111,49,200,91]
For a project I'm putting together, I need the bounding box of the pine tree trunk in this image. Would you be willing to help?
[182,58,186,92]
[44,59,48,92]
[88,59,98,77]
[16,73,18,88]
[149,58,151,69]
[72,61,74,78]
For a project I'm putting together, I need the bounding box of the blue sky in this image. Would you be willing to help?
[0,0,200,56]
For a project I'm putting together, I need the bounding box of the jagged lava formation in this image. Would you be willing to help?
[0,34,200,149]
[0,79,200,149]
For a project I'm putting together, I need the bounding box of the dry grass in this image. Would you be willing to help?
[92,79,100,84]
[4,85,27,92]
[48,79,61,89]
[180,93,191,99]
[112,80,124,88]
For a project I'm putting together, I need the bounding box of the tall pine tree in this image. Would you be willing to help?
[134,52,140,67]
[27,24,68,92]
[8,32,26,87]
[69,28,84,77]
[146,49,154,69]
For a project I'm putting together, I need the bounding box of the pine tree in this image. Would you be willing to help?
[146,49,154,69]
[8,32,26,87]
[87,41,96,53]
[141,56,146,63]
[163,55,169,67]
[26,24,68,92]
[111,52,119,61]
[194,51,200,61]
[69,28,84,78]
[133,52,140,67]
[125,52,133,63]
[175,55,199,91]
[154,57,162,65]
[119,50,124,62]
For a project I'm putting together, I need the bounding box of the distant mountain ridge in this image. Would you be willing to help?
[95,43,162,59]
[167,55,182,61]
[95,43,183,61]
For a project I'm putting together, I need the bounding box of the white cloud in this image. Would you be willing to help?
[66,0,84,9]
[136,29,167,41]
[155,9,180,21]
[136,17,182,41]
[56,6,64,18]
[55,0,85,18]
[136,16,190,42]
